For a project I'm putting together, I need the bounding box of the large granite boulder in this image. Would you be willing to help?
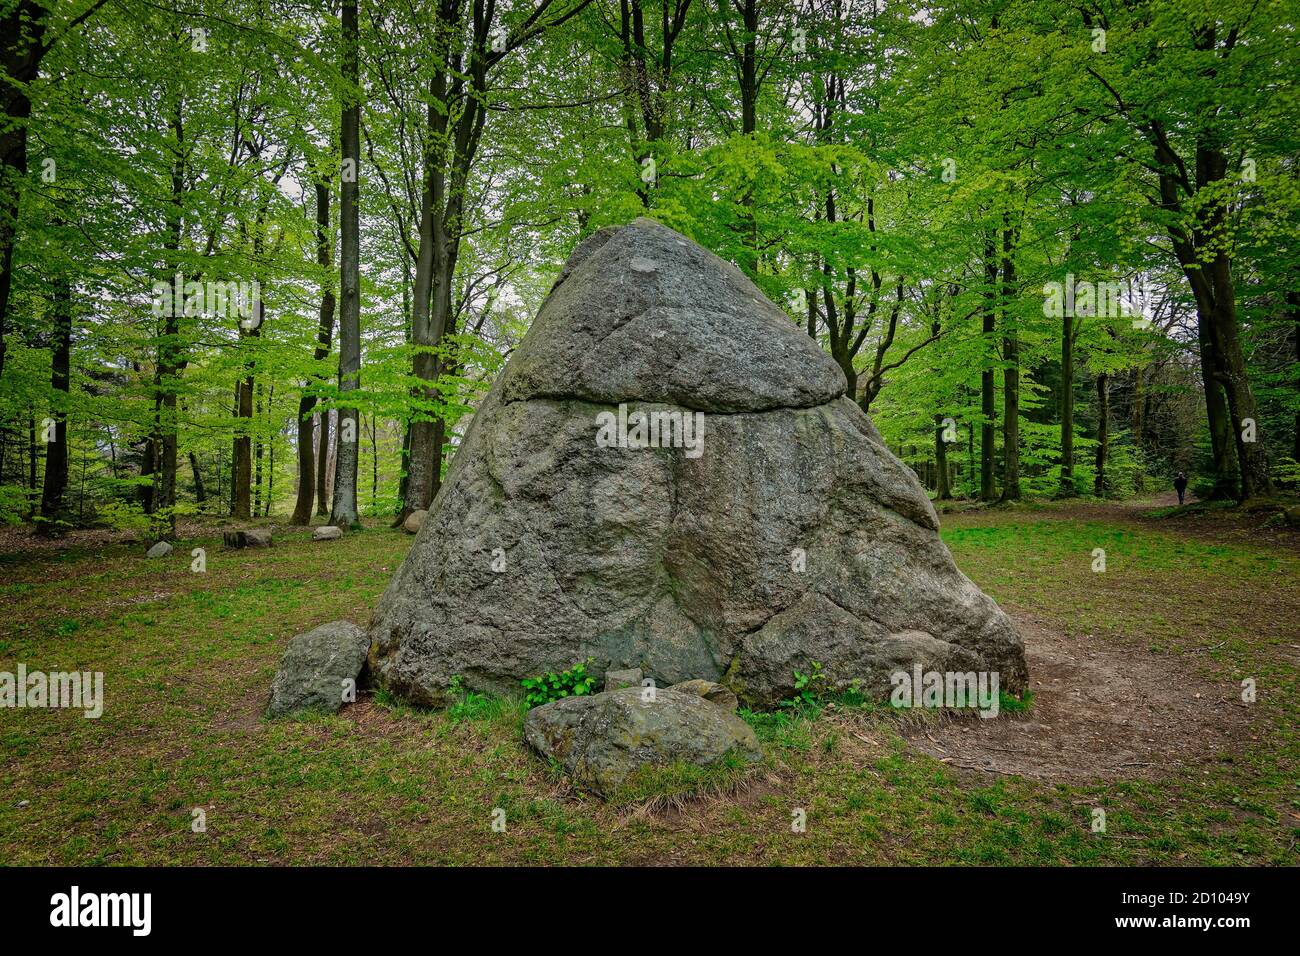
[523,687,762,797]
[267,620,368,718]
[368,217,1027,708]
[224,528,272,549]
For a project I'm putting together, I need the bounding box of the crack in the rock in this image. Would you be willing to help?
[497,391,845,417]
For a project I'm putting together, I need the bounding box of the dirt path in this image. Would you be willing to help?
[906,494,1294,784]
[905,613,1257,784]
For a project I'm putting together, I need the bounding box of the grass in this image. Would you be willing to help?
[0,504,1296,866]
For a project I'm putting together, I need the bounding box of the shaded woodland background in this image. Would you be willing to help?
[1,0,1297,539]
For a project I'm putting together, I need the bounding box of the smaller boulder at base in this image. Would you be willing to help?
[402,510,427,534]
[224,528,272,549]
[146,541,173,559]
[523,687,761,798]
[667,679,738,712]
[267,620,369,718]
[312,525,344,541]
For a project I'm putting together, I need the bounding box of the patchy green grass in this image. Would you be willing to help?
[1,506,1296,866]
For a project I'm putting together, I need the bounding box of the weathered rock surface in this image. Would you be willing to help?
[313,525,344,541]
[402,510,427,534]
[523,687,761,797]
[266,620,368,718]
[603,668,643,691]
[368,217,1027,708]
[146,541,173,559]
[668,679,739,711]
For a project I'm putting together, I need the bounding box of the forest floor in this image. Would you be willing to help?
[1,496,1297,866]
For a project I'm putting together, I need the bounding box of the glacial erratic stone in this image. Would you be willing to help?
[224,528,272,549]
[146,541,173,559]
[402,510,427,534]
[267,620,368,718]
[368,217,1027,709]
[313,525,345,541]
[523,687,761,797]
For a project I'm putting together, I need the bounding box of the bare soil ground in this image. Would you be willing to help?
[906,613,1257,784]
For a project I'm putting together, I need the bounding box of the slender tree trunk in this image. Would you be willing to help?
[1131,366,1146,495]
[292,178,336,524]
[189,451,206,503]
[735,0,758,274]
[232,367,254,519]
[396,422,412,510]
[934,415,952,500]
[37,276,71,530]
[316,411,330,515]
[330,0,362,528]
[980,238,997,501]
[254,384,264,517]
[999,225,1020,502]
[27,414,36,515]
[265,402,274,516]
[1095,371,1110,496]
[292,405,316,523]
[1058,313,1077,497]
[154,103,188,541]
[1291,290,1300,464]
[399,157,438,523]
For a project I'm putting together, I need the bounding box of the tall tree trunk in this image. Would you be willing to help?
[999,224,1020,502]
[1211,284,1273,500]
[291,178,336,524]
[254,384,264,516]
[0,1,48,383]
[934,415,952,500]
[399,141,439,523]
[292,405,316,523]
[1197,317,1236,499]
[316,411,330,515]
[735,0,758,274]
[1058,313,1077,497]
[396,422,412,510]
[153,103,188,541]
[27,414,36,515]
[330,0,362,528]
[1094,371,1109,496]
[1291,290,1300,464]
[1142,110,1267,499]
[980,238,997,501]
[37,275,71,530]
[189,451,206,503]
[232,348,255,520]
[265,387,275,516]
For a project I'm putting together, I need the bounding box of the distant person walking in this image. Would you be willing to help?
[1174,472,1188,506]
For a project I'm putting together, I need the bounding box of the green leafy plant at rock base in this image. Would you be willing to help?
[779,661,826,717]
[520,659,596,708]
